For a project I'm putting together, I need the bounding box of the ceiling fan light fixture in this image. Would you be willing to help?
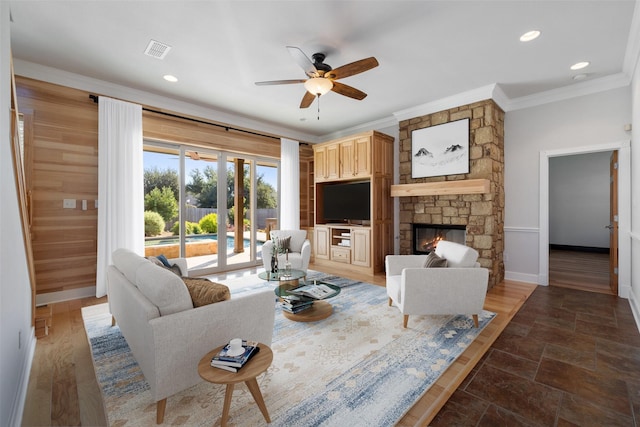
[304,77,333,96]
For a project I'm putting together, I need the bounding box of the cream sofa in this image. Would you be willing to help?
[107,248,275,424]
[385,241,489,328]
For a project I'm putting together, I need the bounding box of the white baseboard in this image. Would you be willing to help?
[504,271,542,285]
[35,286,96,306]
[9,327,36,427]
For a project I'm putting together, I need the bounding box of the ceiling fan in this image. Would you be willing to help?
[255,46,379,109]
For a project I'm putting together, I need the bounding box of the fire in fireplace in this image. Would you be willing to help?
[412,224,466,254]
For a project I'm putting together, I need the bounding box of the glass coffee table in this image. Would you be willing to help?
[258,270,341,321]
[258,269,306,290]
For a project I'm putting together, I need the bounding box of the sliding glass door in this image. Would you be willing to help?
[143,142,279,276]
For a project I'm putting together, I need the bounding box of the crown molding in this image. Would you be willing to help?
[13,59,318,144]
[504,72,631,112]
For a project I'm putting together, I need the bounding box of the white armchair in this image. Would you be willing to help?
[262,229,311,273]
[385,241,489,328]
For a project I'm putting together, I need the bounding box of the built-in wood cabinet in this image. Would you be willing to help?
[315,224,371,267]
[299,144,315,229]
[312,130,394,274]
[351,228,371,267]
[315,136,372,182]
[314,225,330,259]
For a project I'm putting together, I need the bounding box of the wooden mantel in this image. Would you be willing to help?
[391,179,490,197]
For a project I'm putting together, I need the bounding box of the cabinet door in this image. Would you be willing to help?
[339,139,355,178]
[314,226,330,259]
[314,147,327,182]
[325,144,340,180]
[351,228,371,267]
[353,137,371,177]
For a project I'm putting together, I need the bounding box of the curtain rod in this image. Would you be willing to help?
[89,94,280,141]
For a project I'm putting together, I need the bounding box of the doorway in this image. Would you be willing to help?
[539,141,630,297]
[548,151,614,294]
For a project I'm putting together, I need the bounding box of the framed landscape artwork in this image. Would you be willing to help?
[411,118,470,178]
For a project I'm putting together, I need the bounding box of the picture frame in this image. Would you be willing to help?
[411,118,470,178]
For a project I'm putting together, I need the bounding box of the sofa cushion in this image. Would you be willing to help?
[435,240,479,268]
[423,251,448,268]
[183,278,231,307]
[135,263,193,316]
[113,248,150,284]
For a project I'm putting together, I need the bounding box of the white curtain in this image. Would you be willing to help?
[95,97,143,297]
[280,138,300,230]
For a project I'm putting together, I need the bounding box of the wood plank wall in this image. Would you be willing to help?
[16,77,100,296]
[15,76,310,296]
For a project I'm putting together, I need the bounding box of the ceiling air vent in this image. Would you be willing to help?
[144,40,171,60]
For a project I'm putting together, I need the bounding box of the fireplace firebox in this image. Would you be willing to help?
[412,224,466,254]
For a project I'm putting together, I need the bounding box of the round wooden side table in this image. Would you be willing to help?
[198,343,273,427]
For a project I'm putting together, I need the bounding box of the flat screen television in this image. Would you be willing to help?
[322,181,371,222]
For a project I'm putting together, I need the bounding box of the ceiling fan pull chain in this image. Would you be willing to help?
[317,94,321,120]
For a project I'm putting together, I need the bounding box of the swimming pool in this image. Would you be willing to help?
[145,234,255,249]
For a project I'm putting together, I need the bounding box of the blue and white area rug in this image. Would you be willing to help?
[83,272,495,426]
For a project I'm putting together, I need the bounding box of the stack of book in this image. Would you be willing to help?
[280,294,314,314]
[289,283,337,299]
[210,340,260,372]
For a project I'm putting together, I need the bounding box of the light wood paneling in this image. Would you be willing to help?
[16,77,100,295]
[143,111,281,159]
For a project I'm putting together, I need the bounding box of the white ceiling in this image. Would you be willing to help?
[8,1,639,141]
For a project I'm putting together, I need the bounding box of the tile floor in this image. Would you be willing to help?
[432,285,640,426]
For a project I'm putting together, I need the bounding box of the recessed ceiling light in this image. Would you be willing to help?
[163,74,178,83]
[520,30,540,42]
[570,61,590,71]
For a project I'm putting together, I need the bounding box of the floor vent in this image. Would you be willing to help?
[144,40,171,60]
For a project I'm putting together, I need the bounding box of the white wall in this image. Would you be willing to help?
[0,3,37,426]
[549,151,612,248]
[504,86,631,284]
[630,48,640,325]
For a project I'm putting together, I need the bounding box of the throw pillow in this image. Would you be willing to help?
[183,278,231,307]
[147,256,182,277]
[424,251,448,268]
[156,254,172,268]
[166,263,183,277]
[278,236,291,253]
[146,256,164,267]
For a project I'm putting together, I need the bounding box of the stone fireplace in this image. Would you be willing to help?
[398,99,505,288]
[413,223,466,254]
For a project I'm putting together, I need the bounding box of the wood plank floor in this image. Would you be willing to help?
[21,263,535,426]
[549,249,612,294]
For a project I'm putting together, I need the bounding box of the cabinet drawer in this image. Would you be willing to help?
[331,247,351,263]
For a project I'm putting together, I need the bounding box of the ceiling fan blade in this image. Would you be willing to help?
[326,57,379,80]
[331,81,367,100]
[287,46,318,77]
[300,91,316,109]
[255,79,306,86]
